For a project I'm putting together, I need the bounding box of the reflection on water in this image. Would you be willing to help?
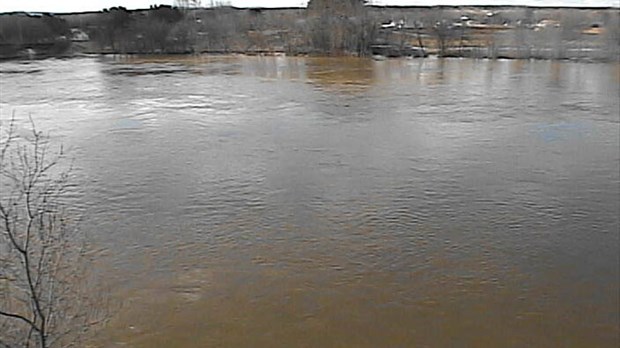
[97,55,481,90]
[1,56,619,347]
[306,57,375,92]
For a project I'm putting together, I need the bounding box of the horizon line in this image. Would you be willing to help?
[1,3,618,15]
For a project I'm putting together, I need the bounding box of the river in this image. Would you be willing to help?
[1,55,619,347]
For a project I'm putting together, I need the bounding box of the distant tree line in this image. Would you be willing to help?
[89,1,378,55]
[0,1,618,61]
[306,0,376,55]
[0,14,71,57]
[93,6,189,53]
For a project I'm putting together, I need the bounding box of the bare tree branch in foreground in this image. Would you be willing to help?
[0,115,107,348]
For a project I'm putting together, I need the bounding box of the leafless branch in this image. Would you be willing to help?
[0,310,37,329]
[1,115,107,348]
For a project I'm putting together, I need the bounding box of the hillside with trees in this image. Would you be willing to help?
[0,2,618,61]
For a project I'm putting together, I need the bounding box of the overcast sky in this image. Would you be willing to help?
[0,0,618,13]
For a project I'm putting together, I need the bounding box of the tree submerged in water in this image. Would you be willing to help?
[307,0,376,55]
[0,116,106,348]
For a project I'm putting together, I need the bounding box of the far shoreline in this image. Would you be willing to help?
[1,50,617,65]
[1,4,618,63]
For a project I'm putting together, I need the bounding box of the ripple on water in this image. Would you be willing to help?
[1,56,618,347]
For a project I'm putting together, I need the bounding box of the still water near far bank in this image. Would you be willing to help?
[1,56,619,346]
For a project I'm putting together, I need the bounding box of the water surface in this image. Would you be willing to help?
[1,56,619,347]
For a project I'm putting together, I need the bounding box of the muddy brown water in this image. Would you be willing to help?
[1,56,619,347]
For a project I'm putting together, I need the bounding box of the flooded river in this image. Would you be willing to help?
[1,56,619,347]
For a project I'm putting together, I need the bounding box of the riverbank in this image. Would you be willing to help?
[1,49,616,64]
[0,4,618,62]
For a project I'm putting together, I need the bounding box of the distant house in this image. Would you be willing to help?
[582,23,605,35]
[465,21,511,30]
[70,28,90,42]
[381,20,396,29]
[534,19,561,31]
[380,19,404,30]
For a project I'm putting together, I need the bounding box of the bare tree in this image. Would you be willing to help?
[431,19,452,57]
[98,7,133,52]
[0,116,106,348]
[199,6,241,52]
[424,9,455,57]
[307,0,375,55]
[602,10,620,61]
[174,0,202,8]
